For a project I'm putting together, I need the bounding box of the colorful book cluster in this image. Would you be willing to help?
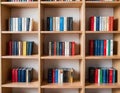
[89,39,113,56]
[90,0,118,1]
[7,41,33,56]
[12,67,33,82]
[47,17,73,31]
[9,17,33,31]
[89,16,114,31]
[88,67,117,84]
[48,68,73,83]
[49,41,75,56]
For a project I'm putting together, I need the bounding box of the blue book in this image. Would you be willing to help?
[106,69,109,83]
[48,68,53,83]
[49,17,53,31]
[60,17,64,31]
[97,40,100,55]
[100,40,104,56]
[26,42,29,55]
[95,40,98,56]
[18,68,22,82]
[14,41,17,55]
[55,69,58,83]
[59,42,62,55]
[28,41,33,55]
[102,68,107,83]
[56,42,59,55]
[26,18,30,31]
[96,16,99,31]
[21,68,26,82]
[18,18,22,31]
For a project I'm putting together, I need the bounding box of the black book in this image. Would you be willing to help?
[88,67,95,83]
[48,68,53,83]
[63,69,69,83]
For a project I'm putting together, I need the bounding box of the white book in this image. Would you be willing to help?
[58,69,61,84]
[106,17,109,31]
[22,17,25,31]
[24,18,27,31]
[56,17,60,31]
[110,40,113,56]
[60,69,63,83]
[53,17,56,31]
[94,16,96,31]
[65,41,69,56]
[101,17,104,31]
[13,18,16,31]
[15,18,18,31]
[49,42,51,56]
[106,40,109,56]
[104,17,107,31]
[18,41,22,56]
[98,69,100,84]
[29,18,33,31]
[64,17,67,31]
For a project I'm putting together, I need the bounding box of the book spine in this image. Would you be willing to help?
[23,41,27,56]
[109,69,113,83]
[60,69,63,83]
[94,16,96,31]
[104,40,106,56]
[98,69,100,84]
[56,17,60,31]
[100,69,102,84]
[110,40,113,56]
[90,16,94,31]
[26,18,30,31]
[48,69,52,83]
[62,42,65,55]
[50,17,53,31]
[53,17,56,31]
[49,42,52,56]
[95,68,98,83]
[22,18,25,31]
[96,16,99,31]
[108,40,111,56]
[54,41,56,55]
[52,69,55,83]
[18,18,22,31]
[59,42,62,55]
[12,68,15,82]
[64,17,67,31]
[69,17,73,31]
[60,17,64,31]
[88,67,95,83]
[106,16,109,31]
[47,17,50,31]
[55,69,58,83]
[106,40,109,56]
[13,18,16,31]
[71,41,75,56]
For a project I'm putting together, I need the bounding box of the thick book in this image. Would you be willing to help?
[48,68,53,83]
[88,67,95,83]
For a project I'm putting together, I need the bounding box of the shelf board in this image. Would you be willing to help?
[85,83,120,88]
[2,81,39,88]
[86,31,120,34]
[41,55,82,59]
[86,56,120,59]
[41,81,82,88]
[41,1,82,8]
[2,31,38,34]
[86,1,120,8]
[41,31,82,34]
[1,2,38,8]
[2,55,38,59]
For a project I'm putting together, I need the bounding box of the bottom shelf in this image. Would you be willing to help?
[85,83,120,88]
[2,80,39,88]
[41,81,82,88]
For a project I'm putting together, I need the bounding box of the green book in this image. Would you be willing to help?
[100,69,102,84]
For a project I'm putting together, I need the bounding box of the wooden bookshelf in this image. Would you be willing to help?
[1,0,120,93]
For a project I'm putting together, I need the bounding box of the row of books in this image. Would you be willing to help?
[9,17,33,31]
[47,17,73,31]
[7,41,33,56]
[88,0,118,1]
[49,41,75,56]
[12,67,33,82]
[89,16,114,31]
[8,0,34,2]
[48,68,73,83]
[89,39,113,56]
[45,0,78,1]
[88,67,117,84]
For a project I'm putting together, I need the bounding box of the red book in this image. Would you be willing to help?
[14,68,18,82]
[109,16,111,31]
[62,42,65,55]
[90,16,94,31]
[110,16,114,31]
[12,68,15,82]
[109,69,113,83]
[54,42,56,55]
[52,69,55,83]
[95,68,98,83]
[9,41,12,55]
[71,42,75,56]
[89,40,94,55]
[104,40,106,56]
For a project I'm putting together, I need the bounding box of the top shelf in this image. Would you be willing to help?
[1,2,38,8]
[41,1,82,8]
[86,1,120,8]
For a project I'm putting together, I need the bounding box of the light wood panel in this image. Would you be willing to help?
[2,31,38,34]
[41,81,82,88]
[41,31,82,34]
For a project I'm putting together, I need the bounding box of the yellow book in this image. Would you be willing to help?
[69,68,73,83]
[23,41,27,56]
